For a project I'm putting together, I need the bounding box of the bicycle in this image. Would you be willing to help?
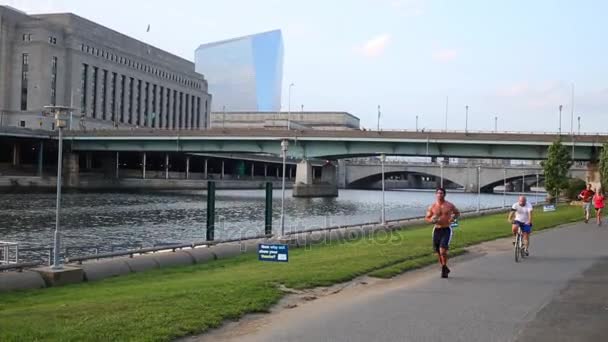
[513,224,526,263]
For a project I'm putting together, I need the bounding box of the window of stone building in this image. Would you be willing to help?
[22,33,32,41]
[50,57,58,106]
[91,67,98,118]
[110,72,117,122]
[81,64,88,114]
[20,54,29,111]
[101,69,107,120]
[119,75,126,123]
[144,82,149,126]
[196,97,201,129]
[172,90,177,129]
[20,120,26,127]
[159,86,164,128]
[136,80,142,125]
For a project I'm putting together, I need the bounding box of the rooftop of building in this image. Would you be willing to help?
[195,29,282,51]
[210,111,360,121]
[1,5,198,74]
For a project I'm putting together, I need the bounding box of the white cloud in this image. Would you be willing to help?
[358,34,391,58]
[432,48,459,63]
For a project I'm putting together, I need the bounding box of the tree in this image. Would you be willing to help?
[598,142,608,191]
[541,139,572,203]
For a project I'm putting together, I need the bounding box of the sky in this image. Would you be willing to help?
[3,0,608,132]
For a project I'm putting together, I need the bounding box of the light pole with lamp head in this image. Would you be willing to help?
[287,83,294,130]
[377,105,381,131]
[380,153,386,225]
[465,105,469,133]
[558,104,563,134]
[44,105,74,270]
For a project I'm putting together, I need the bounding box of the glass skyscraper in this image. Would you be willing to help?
[195,30,284,112]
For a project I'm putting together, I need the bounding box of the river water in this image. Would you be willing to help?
[1,189,538,262]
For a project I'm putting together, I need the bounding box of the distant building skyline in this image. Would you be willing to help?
[195,30,283,112]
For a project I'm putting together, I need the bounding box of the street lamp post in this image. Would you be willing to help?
[477,165,481,212]
[280,139,289,236]
[558,104,563,134]
[381,153,386,225]
[578,116,581,135]
[287,83,294,130]
[503,168,507,208]
[377,105,381,131]
[465,105,469,133]
[222,105,226,129]
[415,115,419,132]
[536,173,540,204]
[494,116,498,132]
[44,105,73,270]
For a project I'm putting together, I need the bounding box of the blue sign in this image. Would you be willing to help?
[543,204,556,212]
[258,243,289,262]
[450,219,459,229]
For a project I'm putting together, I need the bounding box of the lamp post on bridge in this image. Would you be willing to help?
[465,105,469,133]
[287,83,294,130]
[377,105,381,131]
[558,104,563,134]
[494,116,498,132]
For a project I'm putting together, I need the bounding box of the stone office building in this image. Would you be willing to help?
[0,6,211,131]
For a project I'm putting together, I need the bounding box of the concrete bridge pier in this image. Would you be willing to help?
[64,152,79,187]
[293,160,338,198]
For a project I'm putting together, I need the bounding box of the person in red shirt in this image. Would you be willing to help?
[593,189,605,226]
[578,184,595,223]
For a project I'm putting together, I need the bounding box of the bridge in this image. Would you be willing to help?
[2,128,605,196]
[62,129,606,160]
[342,161,588,192]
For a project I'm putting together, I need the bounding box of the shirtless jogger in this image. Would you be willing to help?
[425,188,460,279]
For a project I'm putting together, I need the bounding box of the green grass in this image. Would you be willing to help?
[0,205,582,341]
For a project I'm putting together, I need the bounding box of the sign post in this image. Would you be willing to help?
[258,243,288,262]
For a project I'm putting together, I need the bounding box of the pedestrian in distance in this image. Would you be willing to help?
[593,188,605,226]
[578,183,595,223]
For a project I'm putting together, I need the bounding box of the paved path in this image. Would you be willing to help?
[193,222,608,342]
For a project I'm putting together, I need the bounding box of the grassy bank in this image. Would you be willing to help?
[0,205,582,341]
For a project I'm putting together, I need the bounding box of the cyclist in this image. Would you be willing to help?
[593,189,605,226]
[508,196,533,256]
[425,187,460,279]
[578,183,595,223]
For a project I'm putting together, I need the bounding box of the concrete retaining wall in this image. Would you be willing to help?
[0,271,46,292]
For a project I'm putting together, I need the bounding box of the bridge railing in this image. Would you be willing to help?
[376,128,608,136]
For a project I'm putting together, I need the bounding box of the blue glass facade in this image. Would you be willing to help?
[195,30,283,112]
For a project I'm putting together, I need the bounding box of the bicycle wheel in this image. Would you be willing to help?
[515,234,521,263]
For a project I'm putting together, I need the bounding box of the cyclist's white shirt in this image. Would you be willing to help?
[512,202,533,222]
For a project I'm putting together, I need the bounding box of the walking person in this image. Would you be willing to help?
[578,183,595,223]
[425,188,460,279]
[593,189,605,226]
